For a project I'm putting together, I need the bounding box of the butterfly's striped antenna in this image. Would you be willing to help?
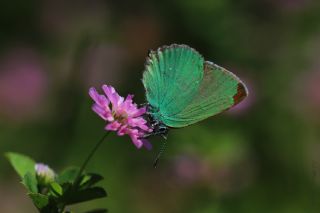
[153,139,168,168]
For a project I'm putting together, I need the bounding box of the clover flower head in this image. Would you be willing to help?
[89,85,152,149]
[35,163,55,185]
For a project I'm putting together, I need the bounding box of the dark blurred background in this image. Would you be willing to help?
[1,0,320,212]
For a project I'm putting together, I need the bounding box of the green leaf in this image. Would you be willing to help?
[65,187,107,205]
[80,173,104,189]
[57,167,80,184]
[49,182,63,196]
[5,152,36,178]
[22,172,38,193]
[83,209,108,213]
[29,193,49,209]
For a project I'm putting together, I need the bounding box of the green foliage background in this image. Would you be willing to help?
[0,0,320,212]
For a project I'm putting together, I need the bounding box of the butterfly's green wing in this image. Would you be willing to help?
[143,44,248,128]
[162,62,248,127]
[143,44,204,120]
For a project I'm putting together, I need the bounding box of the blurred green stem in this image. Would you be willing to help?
[74,132,110,185]
[58,132,110,213]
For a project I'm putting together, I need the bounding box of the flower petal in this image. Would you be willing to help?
[130,136,143,148]
[117,125,129,136]
[127,117,151,131]
[90,85,152,150]
[132,107,147,117]
[102,85,124,110]
[125,94,134,102]
[89,87,109,107]
[141,139,152,150]
[92,104,109,120]
[128,129,144,148]
[105,121,121,131]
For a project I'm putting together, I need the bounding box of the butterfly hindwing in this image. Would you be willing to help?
[162,61,248,127]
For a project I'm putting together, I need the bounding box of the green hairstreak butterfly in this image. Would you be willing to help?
[142,44,248,166]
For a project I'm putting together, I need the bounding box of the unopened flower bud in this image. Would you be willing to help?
[35,163,55,185]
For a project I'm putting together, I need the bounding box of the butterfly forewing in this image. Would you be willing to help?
[143,45,204,119]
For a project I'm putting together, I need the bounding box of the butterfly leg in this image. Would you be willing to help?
[139,102,150,108]
[158,124,168,140]
[142,123,169,139]
[142,130,163,138]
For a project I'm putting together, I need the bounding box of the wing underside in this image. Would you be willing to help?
[162,62,247,127]
[143,44,204,117]
[143,44,248,128]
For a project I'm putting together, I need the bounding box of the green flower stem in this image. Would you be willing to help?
[58,132,110,213]
[75,131,111,184]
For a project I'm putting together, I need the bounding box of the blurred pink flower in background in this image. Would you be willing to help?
[0,48,48,121]
[292,36,320,120]
[171,154,212,185]
[120,15,163,60]
[304,70,320,109]
[271,0,311,12]
[171,153,255,194]
[83,44,128,88]
[89,85,152,149]
[40,0,108,40]
[294,67,320,123]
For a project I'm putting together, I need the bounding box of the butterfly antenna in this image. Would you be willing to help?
[153,139,168,168]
